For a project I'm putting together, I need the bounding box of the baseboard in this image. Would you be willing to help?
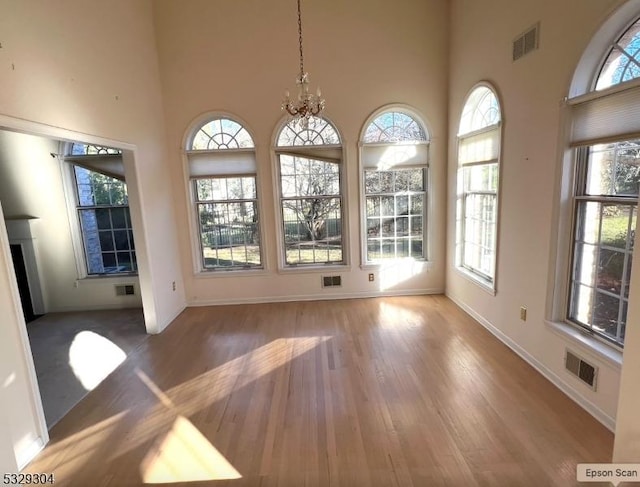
[16,436,45,471]
[447,292,616,432]
[155,303,187,334]
[188,288,444,307]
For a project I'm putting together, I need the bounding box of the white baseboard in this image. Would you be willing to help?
[188,288,444,307]
[17,436,45,471]
[155,303,187,334]
[447,292,616,432]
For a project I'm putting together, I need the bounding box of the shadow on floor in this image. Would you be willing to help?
[26,308,148,428]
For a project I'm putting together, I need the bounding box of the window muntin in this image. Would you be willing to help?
[596,18,640,90]
[459,86,501,135]
[365,168,425,260]
[70,143,122,155]
[187,117,261,271]
[275,119,344,267]
[456,86,501,284]
[277,118,340,146]
[361,109,429,264]
[190,118,254,150]
[73,166,136,274]
[194,176,260,269]
[568,141,640,346]
[363,112,427,143]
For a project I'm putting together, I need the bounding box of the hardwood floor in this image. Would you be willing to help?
[24,296,613,486]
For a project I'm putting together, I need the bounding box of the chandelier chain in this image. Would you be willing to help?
[297,0,304,76]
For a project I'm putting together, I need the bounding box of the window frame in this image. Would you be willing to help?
[550,3,640,355]
[61,143,137,278]
[184,113,265,274]
[272,116,348,270]
[359,105,431,268]
[565,143,638,349]
[454,83,503,292]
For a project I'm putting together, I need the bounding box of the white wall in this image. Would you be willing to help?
[0,0,185,469]
[152,0,449,305]
[0,131,142,312]
[447,0,625,430]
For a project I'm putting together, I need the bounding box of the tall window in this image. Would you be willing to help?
[566,16,640,347]
[360,108,429,263]
[456,85,502,287]
[186,117,261,270]
[64,144,136,275]
[275,119,344,266]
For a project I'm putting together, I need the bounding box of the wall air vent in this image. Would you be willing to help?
[322,276,342,288]
[115,284,135,296]
[513,22,540,61]
[565,349,597,390]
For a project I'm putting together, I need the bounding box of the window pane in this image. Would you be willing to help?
[570,159,635,346]
[364,168,426,262]
[363,111,427,143]
[198,194,261,270]
[585,141,640,196]
[592,291,621,341]
[282,197,342,265]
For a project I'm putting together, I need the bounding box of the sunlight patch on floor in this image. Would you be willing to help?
[141,415,242,483]
[68,331,126,390]
[377,301,423,329]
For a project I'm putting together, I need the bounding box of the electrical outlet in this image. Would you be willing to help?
[520,306,527,321]
[172,281,176,292]
[368,273,375,282]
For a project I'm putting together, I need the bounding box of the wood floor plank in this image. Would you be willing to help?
[24,296,613,486]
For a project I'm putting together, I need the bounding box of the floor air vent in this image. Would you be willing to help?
[115,284,135,296]
[513,22,539,61]
[322,276,341,288]
[565,349,597,390]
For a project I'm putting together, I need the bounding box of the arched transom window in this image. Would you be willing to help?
[274,118,344,266]
[186,116,261,271]
[456,85,502,288]
[361,108,429,263]
[596,17,640,90]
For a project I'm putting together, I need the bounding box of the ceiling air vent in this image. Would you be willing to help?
[322,276,342,288]
[513,22,540,61]
[565,349,597,390]
[115,284,135,296]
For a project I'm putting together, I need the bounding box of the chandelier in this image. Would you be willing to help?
[281,0,325,128]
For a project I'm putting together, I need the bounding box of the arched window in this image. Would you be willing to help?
[564,11,640,347]
[274,118,344,266]
[596,17,640,90]
[360,107,429,263]
[186,116,261,271]
[456,85,502,288]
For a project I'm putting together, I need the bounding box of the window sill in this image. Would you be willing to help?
[544,320,622,369]
[454,266,496,296]
[360,259,432,271]
[80,273,138,280]
[195,268,268,279]
[278,264,351,275]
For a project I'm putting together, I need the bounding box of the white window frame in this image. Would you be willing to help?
[61,143,137,278]
[358,105,430,268]
[549,2,640,356]
[183,113,265,274]
[455,83,502,293]
[272,116,348,271]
